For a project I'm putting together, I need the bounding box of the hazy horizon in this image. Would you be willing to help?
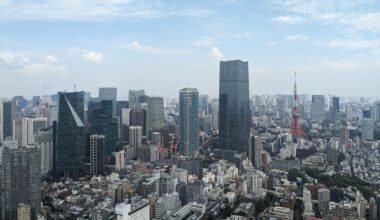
[1,0,380,98]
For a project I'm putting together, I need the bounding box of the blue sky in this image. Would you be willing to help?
[0,0,380,99]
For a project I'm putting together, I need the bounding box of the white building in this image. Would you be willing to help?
[115,199,150,220]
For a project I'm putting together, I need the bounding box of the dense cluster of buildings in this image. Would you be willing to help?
[1,60,380,220]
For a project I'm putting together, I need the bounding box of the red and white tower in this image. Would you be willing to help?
[291,72,302,138]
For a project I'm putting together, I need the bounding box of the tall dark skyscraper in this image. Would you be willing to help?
[2,101,14,139]
[89,100,119,156]
[55,91,86,178]
[331,96,340,114]
[1,145,41,220]
[219,60,250,157]
[130,108,147,136]
[99,87,117,116]
[179,88,199,156]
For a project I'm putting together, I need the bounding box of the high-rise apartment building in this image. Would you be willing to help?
[129,126,143,159]
[219,60,250,157]
[1,145,41,220]
[249,135,262,169]
[55,91,86,178]
[35,126,54,176]
[362,118,374,140]
[318,188,330,215]
[90,134,105,176]
[179,88,199,156]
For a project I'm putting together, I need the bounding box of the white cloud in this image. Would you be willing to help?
[44,54,58,63]
[211,47,224,59]
[0,51,15,63]
[83,51,104,63]
[124,41,191,56]
[285,35,309,41]
[267,41,277,46]
[323,59,361,70]
[194,37,214,47]
[220,32,251,39]
[326,38,380,50]
[23,62,67,75]
[270,0,380,33]
[251,67,266,75]
[67,47,104,62]
[0,0,210,21]
[0,51,67,75]
[272,16,303,24]
[341,12,380,33]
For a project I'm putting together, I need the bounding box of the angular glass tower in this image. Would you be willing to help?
[55,91,86,178]
[219,60,250,156]
[179,88,199,156]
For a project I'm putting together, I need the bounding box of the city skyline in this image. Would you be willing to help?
[1,0,380,98]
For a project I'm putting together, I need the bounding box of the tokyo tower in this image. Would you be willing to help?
[291,72,302,138]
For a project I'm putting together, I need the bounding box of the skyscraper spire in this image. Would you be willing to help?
[291,72,302,138]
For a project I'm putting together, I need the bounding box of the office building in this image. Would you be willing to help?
[331,96,339,115]
[154,192,181,219]
[90,134,106,176]
[198,94,209,115]
[276,97,285,119]
[55,91,86,178]
[2,101,14,140]
[179,88,199,156]
[249,135,262,169]
[369,197,377,220]
[129,126,142,159]
[115,150,125,170]
[35,126,54,176]
[318,188,330,215]
[121,108,131,142]
[362,118,374,140]
[159,172,176,196]
[146,97,165,137]
[129,90,145,109]
[89,100,119,156]
[99,87,117,116]
[311,95,325,121]
[115,198,150,220]
[219,60,250,157]
[13,117,48,147]
[210,99,219,131]
[1,145,41,220]
[17,203,31,220]
[339,126,349,147]
[130,108,147,136]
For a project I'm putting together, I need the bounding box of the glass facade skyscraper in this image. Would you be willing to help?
[219,60,250,156]
[89,100,119,157]
[179,88,199,156]
[147,96,165,137]
[55,91,86,178]
[2,101,14,139]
